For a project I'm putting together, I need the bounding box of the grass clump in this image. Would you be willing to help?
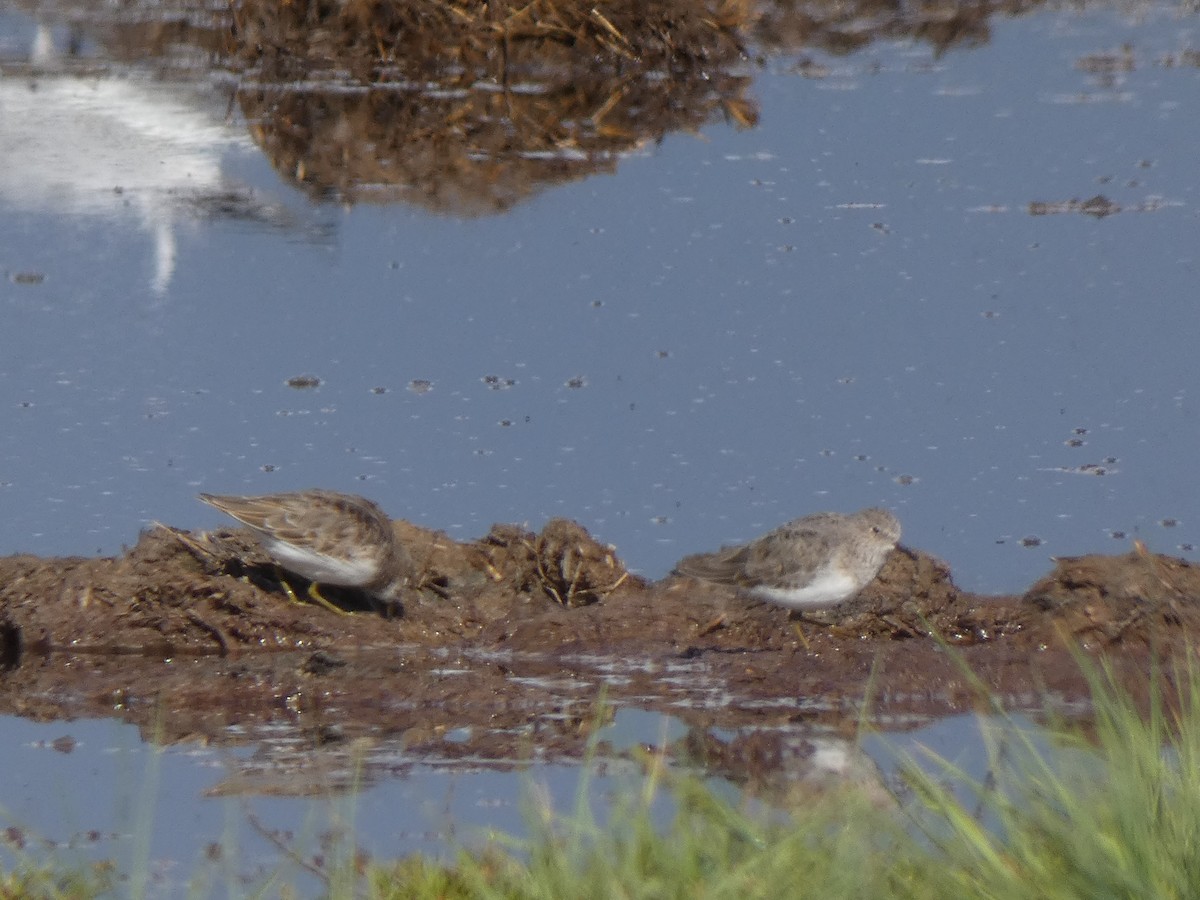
[0,861,112,900]
[370,655,1200,900]
[371,751,908,899]
[901,656,1200,900]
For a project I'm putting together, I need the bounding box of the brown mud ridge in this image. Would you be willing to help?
[1,518,1196,783]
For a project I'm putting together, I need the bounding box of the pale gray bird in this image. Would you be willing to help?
[674,508,901,609]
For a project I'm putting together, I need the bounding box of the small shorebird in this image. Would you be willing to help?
[673,508,901,610]
[198,489,413,616]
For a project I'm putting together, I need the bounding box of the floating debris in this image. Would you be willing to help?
[1042,463,1117,476]
[1028,195,1119,218]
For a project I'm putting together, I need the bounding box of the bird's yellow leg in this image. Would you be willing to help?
[273,566,306,606]
[271,565,351,616]
[306,581,354,617]
[791,620,812,651]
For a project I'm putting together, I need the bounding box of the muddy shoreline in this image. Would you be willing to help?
[1,517,1192,772]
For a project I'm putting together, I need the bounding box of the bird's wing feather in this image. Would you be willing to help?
[199,491,391,546]
[674,516,844,587]
[674,542,756,586]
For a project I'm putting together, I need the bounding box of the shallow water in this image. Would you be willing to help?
[0,707,1014,894]
[1,0,1197,889]
[3,3,1198,594]
[0,713,649,893]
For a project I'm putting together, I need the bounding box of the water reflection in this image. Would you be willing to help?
[0,20,287,294]
[230,0,757,210]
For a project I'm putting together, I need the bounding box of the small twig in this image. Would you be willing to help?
[603,570,629,594]
[154,522,219,566]
[185,610,231,658]
[246,811,329,885]
[696,613,727,637]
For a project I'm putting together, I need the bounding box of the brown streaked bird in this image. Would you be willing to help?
[673,508,901,610]
[198,489,413,615]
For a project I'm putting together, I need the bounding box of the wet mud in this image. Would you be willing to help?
[1,518,1196,789]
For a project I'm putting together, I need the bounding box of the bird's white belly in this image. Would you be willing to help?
[748,568,859,609]
[264,538,375,587]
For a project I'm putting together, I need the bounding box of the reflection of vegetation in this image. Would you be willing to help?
[4,655,1199,894]
[230,0,756,78]
[28,0,1145,215]
[30,0,1200,215]
[230,0,758,211]
[752,0,1042,57]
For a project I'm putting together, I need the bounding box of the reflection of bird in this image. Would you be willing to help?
[198,490,413,615]
[673,508,901,609]
[4,25,296,296]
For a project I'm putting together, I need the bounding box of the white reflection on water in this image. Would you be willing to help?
[0,24,258,294]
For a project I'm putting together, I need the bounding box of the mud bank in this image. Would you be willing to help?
[0,520,1195,775]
